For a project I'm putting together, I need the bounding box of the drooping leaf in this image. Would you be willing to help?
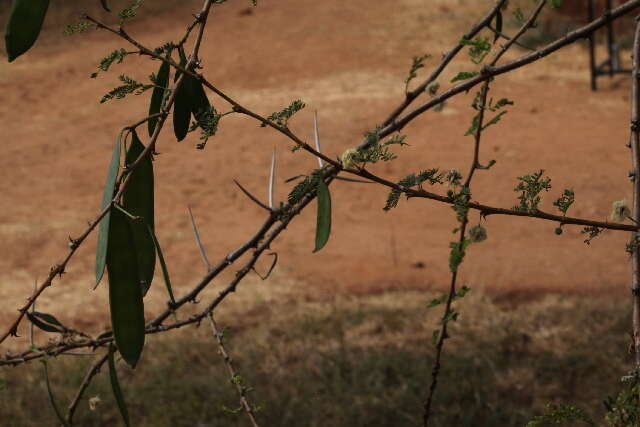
[96,330,113,341]
[148,58,170,137]
[146,224,175,304]
[173,75,191,141]
[96,131,124,287]
[41,362,71,427]
[108,345,131,427]
[123,130,155,296]
[4,0,50,62]
[106,207,145,368]
[313,180,332,252]
[26,311,67,334]
[189,76,211,119]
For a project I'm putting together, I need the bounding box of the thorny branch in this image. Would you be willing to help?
[3,1,640,425]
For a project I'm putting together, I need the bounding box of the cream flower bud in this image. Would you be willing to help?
[610,199,631,222]
[468,224,487,243]
[341,148,360,169]
[89,396,101,411]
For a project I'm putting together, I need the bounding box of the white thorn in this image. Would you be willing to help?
[269,147,277,209]
[313,110,324,167]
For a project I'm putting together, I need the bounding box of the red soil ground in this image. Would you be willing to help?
[0,0,637,341]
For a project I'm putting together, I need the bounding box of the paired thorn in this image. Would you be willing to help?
[233,180,272,212]
[187,206,212,271]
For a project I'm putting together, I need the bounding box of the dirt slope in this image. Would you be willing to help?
[0,0,636,335]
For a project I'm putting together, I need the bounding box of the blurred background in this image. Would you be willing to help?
[0,0,639,425]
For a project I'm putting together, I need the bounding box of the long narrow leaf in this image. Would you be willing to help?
[189,76,211,119]
[41,362,71,427]
[148,58,170,137]
[173,47,190,141]
[26,311,67,334]
[123,130,156,296]
[108,345,131,427]
[96,130,125,287]
[107,208,145,368]
[4,0,50,62]
[313,180,332,252]
[146,224,175,304]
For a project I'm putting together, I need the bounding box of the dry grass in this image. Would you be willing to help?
[0,276,633,426]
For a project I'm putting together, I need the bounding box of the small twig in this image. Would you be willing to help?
[487,25,535,51]
[252,253,278,280]
[188,206,212,271]
[66,352,109,424]
[233,179,272,212]
[208,315,260,427]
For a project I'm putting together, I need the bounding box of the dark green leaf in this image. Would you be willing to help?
[96,131,124,287]
[97,330,113,340]
[123,130,155,296]
[100,0,111,12]
[107,208,145,368]
[41,362,71,427]
[173,77,191,141]
[494,10,502,43]
[146,224,175,304]
[108,345,131,427]
[4,0,50,62]
[148,58,170,137]
[189,76,211,119]
[313,180,332,252]
[26,311,67,334]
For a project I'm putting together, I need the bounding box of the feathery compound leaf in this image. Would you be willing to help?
[4,0,50,62]
[123,130,155,296]
[41,362,71,427]
[26,311,67,334]
[313,180,332,253]
[96,131,124,287]
[107,208,145,368]
[148,58,170,137]
[108,345,131,427]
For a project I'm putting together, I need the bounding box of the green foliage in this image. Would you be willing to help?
[26,312,68,334]
[513,170,552,214]
[313,180,332,253]
[41,362,70,427]
[581,226,603,245]
[465,95,513,136]
[148,56,171,137]
[4,0,50,62]
[427,285,471,309]
[108,345,131,427]
[553,189,575,215]
[468,224,487,243]
[356,130,407,164]
[384,169,445,211]
[547,0,562,9]
[96,131,124,287]
[404,54,430,92]
[191,106,225,149]
[119,0,145,24]
[449,238,471,273]
[64,20,95,36]
[527,403,594,426]
[513,7,525,24]
[604,371,640,426]
[100,75,153,103]
[91,48,130,78]
[460,37,492,64]
[449,186,471,224]
[263,100,305,128]
[146,224,175,304]
[123,130,155,296]
[287,169,324,206]
[451,71,479,83]
[107,207,146,368]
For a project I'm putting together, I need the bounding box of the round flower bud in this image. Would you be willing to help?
[341,148,360,170]
[468,224,487,243]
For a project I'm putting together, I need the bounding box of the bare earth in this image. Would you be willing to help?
[0,0,636,340]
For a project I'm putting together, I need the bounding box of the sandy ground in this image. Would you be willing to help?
[0,0,638,340]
